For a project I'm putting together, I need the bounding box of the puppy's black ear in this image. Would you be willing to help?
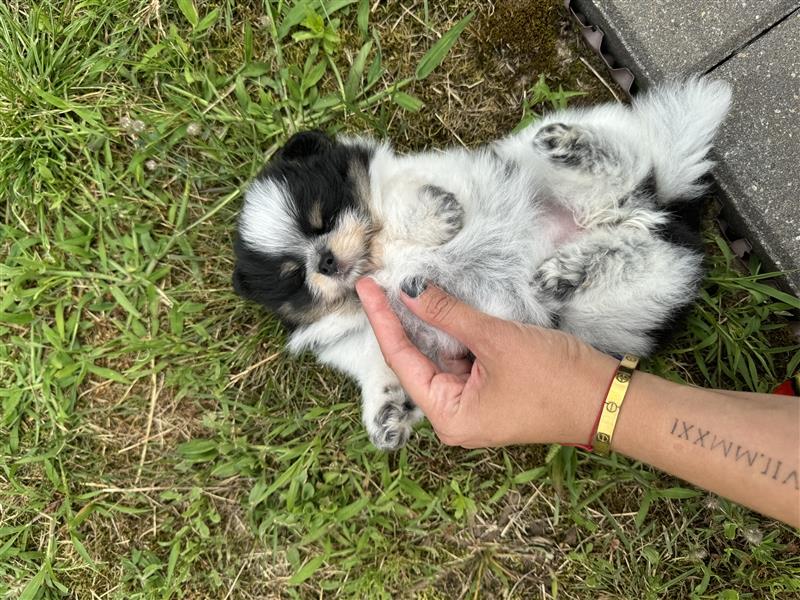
[278,130,332,160]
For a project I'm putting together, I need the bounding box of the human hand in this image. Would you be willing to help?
[355,278,618,448]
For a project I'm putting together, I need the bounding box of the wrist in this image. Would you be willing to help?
[606,370,675,457]
[558,348,619,446]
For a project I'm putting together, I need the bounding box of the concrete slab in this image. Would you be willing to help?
[711,12,800,293]
[570,0,798,86]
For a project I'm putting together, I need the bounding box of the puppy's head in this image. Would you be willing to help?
[233,130,376,326]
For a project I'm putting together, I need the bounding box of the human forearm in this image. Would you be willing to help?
[611,372,800,526]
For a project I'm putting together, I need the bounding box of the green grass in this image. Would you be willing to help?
[1,1,799,598]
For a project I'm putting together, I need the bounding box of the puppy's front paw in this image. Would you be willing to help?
[400,276,427,298]
[367,385,421,451]
[418,185,464,245]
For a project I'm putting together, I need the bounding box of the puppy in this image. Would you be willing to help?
[233,77,732,450]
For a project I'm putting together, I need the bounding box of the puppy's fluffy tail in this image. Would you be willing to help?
[633,77,732,203]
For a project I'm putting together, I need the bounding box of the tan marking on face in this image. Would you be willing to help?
[280,261,299,277]
[328,211,372,266]
[309,202,323,231]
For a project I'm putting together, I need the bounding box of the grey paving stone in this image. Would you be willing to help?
[711,12,800,293]
[571,0,798,85]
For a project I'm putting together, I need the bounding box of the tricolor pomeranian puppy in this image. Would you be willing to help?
[233,77,731,450]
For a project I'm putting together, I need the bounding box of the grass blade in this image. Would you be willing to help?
[415,13,473,80]
[19,566,46,600]
[176,0,199,28]
[87,364,132,385]
[344,40,372,102]
[357,0,369,37]
[109,285,142,319]
[288,555,325,586]
[392,90,424,112]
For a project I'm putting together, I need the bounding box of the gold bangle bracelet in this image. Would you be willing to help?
[593,354,639,456]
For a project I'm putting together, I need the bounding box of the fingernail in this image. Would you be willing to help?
[400,278,427,298]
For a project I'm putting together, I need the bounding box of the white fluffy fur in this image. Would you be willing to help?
[240,178,305,255]
[246,78,732,450]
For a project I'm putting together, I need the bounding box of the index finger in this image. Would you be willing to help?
[356,278,439,407]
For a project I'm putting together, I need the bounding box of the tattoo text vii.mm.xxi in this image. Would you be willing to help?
[670,418,799,491]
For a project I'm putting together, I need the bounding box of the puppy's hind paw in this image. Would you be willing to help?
[534,123,604,170]
[534,254,588,302]
[367,386,421,451]
[534,123,576,150]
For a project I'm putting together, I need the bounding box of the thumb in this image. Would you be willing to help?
[402,284,498,356]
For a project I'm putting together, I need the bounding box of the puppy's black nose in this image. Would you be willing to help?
[318,250,337,276]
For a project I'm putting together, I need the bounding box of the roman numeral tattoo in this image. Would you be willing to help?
[669,418,799,491]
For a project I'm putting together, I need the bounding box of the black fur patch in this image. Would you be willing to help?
[232,239,312,326]
[655,197,706,252]
[652,172,711,251]
[623,170,705,252]
[648,179,708,347]
[277,130,333,160]
[636,170,659,199]
[255,131,373,237]
[619,170,658,207]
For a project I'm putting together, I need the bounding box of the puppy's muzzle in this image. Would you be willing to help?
[318,250,337,276]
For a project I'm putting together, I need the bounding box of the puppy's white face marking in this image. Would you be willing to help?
[239,178,306,255]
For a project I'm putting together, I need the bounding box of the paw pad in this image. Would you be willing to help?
[369,386,418,451]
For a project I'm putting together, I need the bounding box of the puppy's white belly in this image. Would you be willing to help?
[541,201,583,247]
